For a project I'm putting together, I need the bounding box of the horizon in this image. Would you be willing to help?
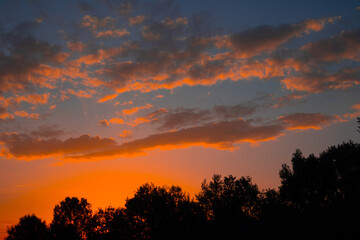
[1,0,360,239]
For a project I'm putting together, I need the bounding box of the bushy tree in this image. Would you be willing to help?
[88,207,134,240]
[125,183,206,240]
[196,174,260,239]
[279,142,360,239]
[50,197,92,240]
[5,214,48,240]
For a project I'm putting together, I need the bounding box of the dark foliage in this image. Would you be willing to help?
[196,175,260,239]
[5,215,48,240]
[50,197,92,240]
[6,141,360,240]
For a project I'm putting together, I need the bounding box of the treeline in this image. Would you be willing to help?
[5,141,360,240]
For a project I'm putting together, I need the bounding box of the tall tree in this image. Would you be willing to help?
[5,214,48,240]
[87,207,135,240]
[50,197,92,240]
[125,183,205,240]
[196,174,260,239]
[279,142,360,239]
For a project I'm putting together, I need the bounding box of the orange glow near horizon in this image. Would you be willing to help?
[0,169,200,237]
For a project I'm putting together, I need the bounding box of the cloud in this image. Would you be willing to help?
[0,28,62,93]
[155,95,164,99]
[352,104,360,112]
[272,93,307,108]
[96,29,129,38]
[98,93,119,103]
[67,89,95,98]
[80,15,115,31]
[109,118,125,124]
[119,130,132,138]
[97,119,110,127]
[228,17,338,58]
[67,41,86,52]
[278,113,338,130]
[121,103,153,115]
[16,93,51,105]
[155,107,212,130]
[14,111,40,119]
[31,124,65,138]
[342,104,360,119]
[0,111,346,161]
[66,119,285,160]
[0,93,50,108]
[133,103,258,130]
[300,29,360,62]
[214,104,257,119]
[281,67,360,93]
[128,108,168,126]
[0,133,117,160]
[129,15,146,25]
[0,106,14,120]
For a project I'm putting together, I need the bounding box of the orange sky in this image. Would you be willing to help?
[1,0,360,239]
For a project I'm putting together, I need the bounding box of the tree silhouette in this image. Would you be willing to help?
[5,214,48,240]
[125,183,206,240]
[196,174,260,239]
[358,116,360,134]
[50,197,92,240]
[87,207,135,240]
[279,142,360,239]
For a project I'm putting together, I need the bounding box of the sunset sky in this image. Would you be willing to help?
[1,0,360,238]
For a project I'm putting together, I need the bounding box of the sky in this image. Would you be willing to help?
[0,0,360,238]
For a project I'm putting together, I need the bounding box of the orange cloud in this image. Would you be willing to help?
[0,31,63,93]
[65,119,285,160]
[279,113,338,130]
[4,93,51,106]
[352,104,360,112]
[14,111,40,119]
[342,104,360,120]
[97,119,110,127]
[80,15,114,31]
[119,130,132,138]
[301,28,360,62]
[129,15,145,25]
[109,118,125,124]
[281,67,360,93]
[70,47,125,67]
[227,17,338,58]
[161,17,188,28]
[0,106,13,120]
[0,133,117,160]
[127,108,168,127]
[67,89,95,98]
[67,41,86,52]
[98,93,118,103]
[96,29,129,38]
[273,94,307,108]
[122,103,153,115]
[130,104,258,130]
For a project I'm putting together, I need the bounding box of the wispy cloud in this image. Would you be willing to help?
[278,113,339,130]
